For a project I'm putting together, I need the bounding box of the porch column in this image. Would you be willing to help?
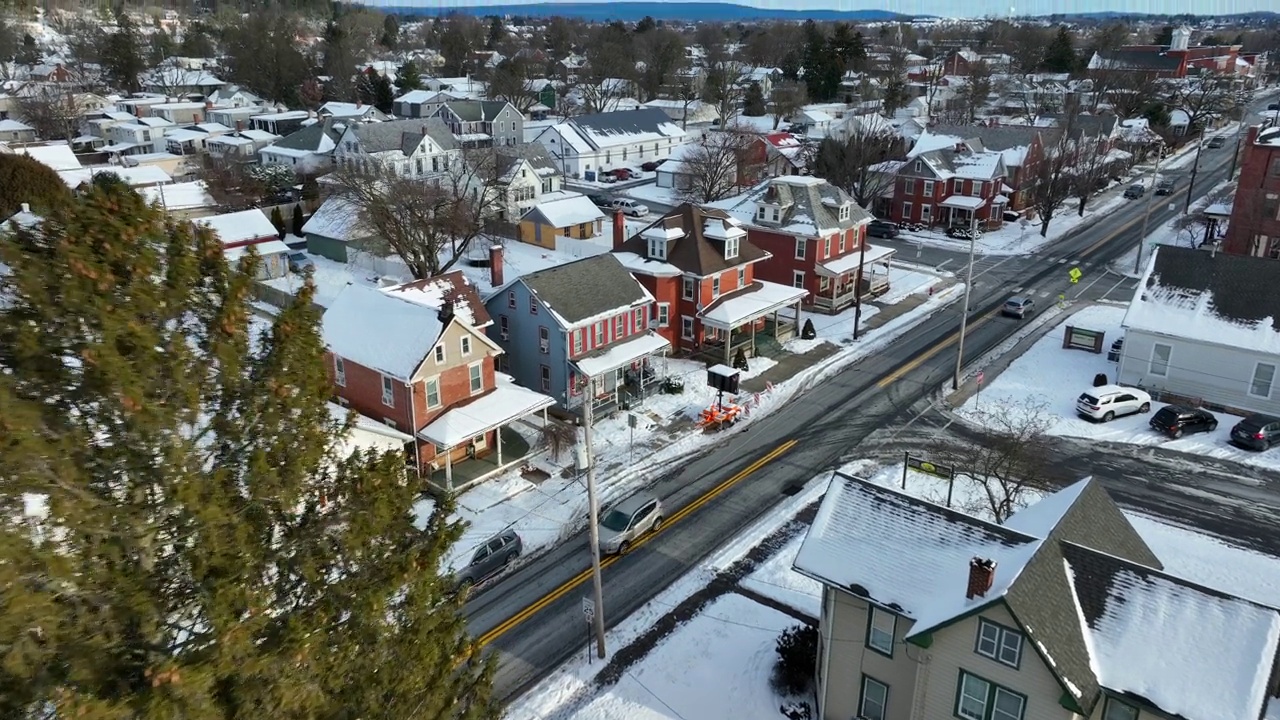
[724,328,732,364]
[496,427,504,465]
[445,450,454,491]
[831,275,838,306]
[751,319,757,356]
[794,301,802,330]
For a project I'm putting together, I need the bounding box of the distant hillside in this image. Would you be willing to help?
[1031,10,1279,20]
[384,2,918,22]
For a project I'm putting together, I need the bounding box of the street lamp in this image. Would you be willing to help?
[952,205,980,391]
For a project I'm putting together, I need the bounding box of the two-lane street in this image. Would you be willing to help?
[468,107,1276,701]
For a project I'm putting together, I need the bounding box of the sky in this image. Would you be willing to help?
[363,0,1272,18]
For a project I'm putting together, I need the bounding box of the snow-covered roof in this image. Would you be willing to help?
[524,191,605,229]
[138,180,213,211]
[17,143,81,171]
[952,150,1004,179]
[196,209,277,245]
[1124,245,1280,355]
[574,330,670,377]
[908,130,971,159]
[699,280,808,329]
[224,238,290,263]
[58,165,171,188]
[0,118,33,132]
[416,379,554,449]
[612,250,682,277]
[301,196,370,243]
[383,270,491,328]
[706,175,871,238]
[558,108,686,152]
[322,283,444,381]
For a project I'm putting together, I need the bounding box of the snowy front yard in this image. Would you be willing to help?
[957,304,1280,471]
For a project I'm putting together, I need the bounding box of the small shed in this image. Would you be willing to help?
[516,191,606,249]
[302,196,371,263]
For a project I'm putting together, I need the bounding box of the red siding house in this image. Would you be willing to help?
[1223,125,1280,258]
[707,176,890,314]
[612,205,808,363]
[890,141,1008,231]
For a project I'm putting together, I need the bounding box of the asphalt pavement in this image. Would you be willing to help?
[467,106,1275,702]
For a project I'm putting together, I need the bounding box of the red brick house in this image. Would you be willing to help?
[1087,27,1242,80]
[889,143,1008,231]
[321,279,554,490]
[611,206,808,363]
[1223,125,1280,258]
[923,125,1052,212]
[707,176,890,314]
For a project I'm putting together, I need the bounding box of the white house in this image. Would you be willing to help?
[533,107,687,179]
[102,117,175,156]
[205,129,279,164]
[259,117,345,175]
[332,117,459,179]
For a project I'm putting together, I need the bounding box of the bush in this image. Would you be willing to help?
[801,318,816,340]
[771,624,818,696]
[733,347,750,372]
[292,204,305,235]
[0,153,71,218]
[1093,372,1108,387]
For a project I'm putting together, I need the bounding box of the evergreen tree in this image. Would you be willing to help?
[881,76,910,117]
[0,153,70,218]
[372,73,396,114]
[381,13,400,50]
[148,25,174,67]
[270,204,286,238]
[800,23,842,103]
[178,22,216,58]
[1153,25,1174,46]
[292,204,306,236]
[1043,26,1078,73]
[16,33,40,65]
[0,183,500,719]
[101,10,146,94]
[634,15,657,33]
[743,81,767,116]
[487,15,506,48]
[396,59,423,94]
[322,19,357,101]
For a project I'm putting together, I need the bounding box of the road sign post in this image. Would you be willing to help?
[1068,267,1082,284]
[976,370,985,405]
[582,596,596,664]
[628,413,637,465]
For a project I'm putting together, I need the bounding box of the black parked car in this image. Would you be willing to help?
[588,193,612,209]
[640,159,667,172]
[1149,405,1217,439]
[867,219,900,238]
[1230,414,1280,451]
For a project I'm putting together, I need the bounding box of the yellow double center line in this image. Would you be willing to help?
[475,438,798,648]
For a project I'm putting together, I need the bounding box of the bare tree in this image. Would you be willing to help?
[675,130,759,204]
[921,63,948,119]
[1171,182,1235,248]
[197,158,269,211]
[1168,74,1237,131]
[1070,137,1111,217]
[1030,128,1077,237]
[16,86,84,141]
[330,149,505,279]
[636,26,687,102]
[953,60,995,124]
[487,57,540,114]
[769,81,807,130]
[811,123,903,209]
[933,397,1055,523]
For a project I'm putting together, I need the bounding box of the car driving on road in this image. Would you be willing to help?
[1155,178,1175,195]
[1076,385,1151,422]
[598,494,663,555]
[1002,296,1035,319]
[1123,184,1145,199]
[1207,136,1226,149]
[867,219,899,238]
[454,529,522,595]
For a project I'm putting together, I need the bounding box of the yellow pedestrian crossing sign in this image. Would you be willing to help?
[1069,267,1083,284]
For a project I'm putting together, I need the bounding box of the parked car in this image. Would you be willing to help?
[1123,184,1145,199]
[1229,414,1280,451]
[1269,103,1280,111]
[867,219,899,238]
[454,529,522,594]
[1150,405,1218,438]
[641,159,667,172]
[1207,136,1226,149]
[1107,337,1124,362]
[1002,296,1035,319]
[612,167,635,181]
[946,225,983,240]
[611,198,650,217]
[597,172,618,184]
[1076,384,1152,422]
[598,494,663,555]
[1155,178,1175,195]
[287,252,315,274]
[588,193,612,209]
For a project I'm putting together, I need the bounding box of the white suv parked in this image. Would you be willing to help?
[611,198,650,217]
[1076,384,1152,422]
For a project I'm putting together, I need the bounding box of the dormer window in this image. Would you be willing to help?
[648,236,667,260]
[725,236,739,259]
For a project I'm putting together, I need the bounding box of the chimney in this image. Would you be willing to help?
[20,202,30,213]
[613,210,626,251]
[1246,124,1260,147]
[192,113,199,124]
[437,299,455,324]
[205,100,213,110]
[489,245,504,287]
[236,120,244,133]
[966,558,996,600]
[356,99,363,109]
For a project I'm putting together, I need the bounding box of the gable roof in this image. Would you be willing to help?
[270,116,344,153]
[441,99,512,122]
[349,118,456,156]
[618,203,769,277]
[518,253,651,328]
[562,108,686,151]
[383,270,492,329]
[522,191,605,229]
[1124,245,1280,354]
[1090,49,1184,72]
[1062,542,1280,720]
[301,196,371,244]
[708,175,872,238]
[496,143,560,183]
[196,209,277,245]
[322,283,444,380]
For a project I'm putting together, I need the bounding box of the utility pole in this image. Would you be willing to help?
[1135,147,1163,276]
[581,386,607,659]
[952,206,980,391]
[1229,101,1250,181]
[1182,126,1207,213]
[852,235,870,340]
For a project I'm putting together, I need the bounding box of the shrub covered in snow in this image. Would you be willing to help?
[771,623,818,695]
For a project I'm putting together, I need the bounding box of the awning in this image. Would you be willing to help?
[994,194,1010,205]
[1204,202,1233,216]
[700,280,808,330]
[417,383,555,450]
[574,331,670,377]
[816,244,896,277]
[940,195,988,210]
[100,142,139,153]
[1000,183,1014,194]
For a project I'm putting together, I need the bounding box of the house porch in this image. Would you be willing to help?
[572,331,672,414]
[812,244,897,314]
[697,281,809,364]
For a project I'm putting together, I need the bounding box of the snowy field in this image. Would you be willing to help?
[507,459,1280,719]
[956,304,1280,470]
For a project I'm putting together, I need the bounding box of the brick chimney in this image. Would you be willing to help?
[356,99,363,109]
[235,120,243,132]
[1246,124,1260,147]
[612,210,626,251]
[490,245,504,287]
[437,299,455,325]
[192,113,199,124]
[966,558,996,600]
[205,100,213,110]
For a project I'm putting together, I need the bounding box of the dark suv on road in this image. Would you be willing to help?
[1149,405,1217,438]
[867,219,899,238]
[1230,414,1280,451]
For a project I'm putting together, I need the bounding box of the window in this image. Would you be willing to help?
[681,316,695,340]
[902,202,913,221]
[822,237,831,258]
[839,232,847,254]
[976,619,1023,668]
[1251,362,1276,398]
[540,325,550,354]
[904,178,915,194]
[499,315,509,340]
[426,377,441,408]
[530,296,538,314]
[460,336,471,356]
[794,238,806,260]
[657,303,670,327]
[956,672,1025,720]
[792,270,805,289]
[682,276,696,301]
[540,364,551,392]
[1149,343,1171,377]
[634,307,644,329]
[435,345,446,364]
[953,178,964,194]
[572,330,583,355]
[381,375,395,407]
[711,275,721,298]
[1103,698,1139,720]
[384,418,397,429]
[923,180,934,196]
[725,236,739,259]
[771,207,780,221]
[594,322,605,345]
[913,160,921,171]
[859,676,889,720]
[612,313,622,339]
[648,236,667,259]
[866,607,896,656]
[737,267,746,288]
[334,356,346,387]
[468,363,483,394]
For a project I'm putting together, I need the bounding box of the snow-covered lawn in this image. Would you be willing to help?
[896,190,1130,256]
[956,304,1280,470]
[624,182,684,209]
